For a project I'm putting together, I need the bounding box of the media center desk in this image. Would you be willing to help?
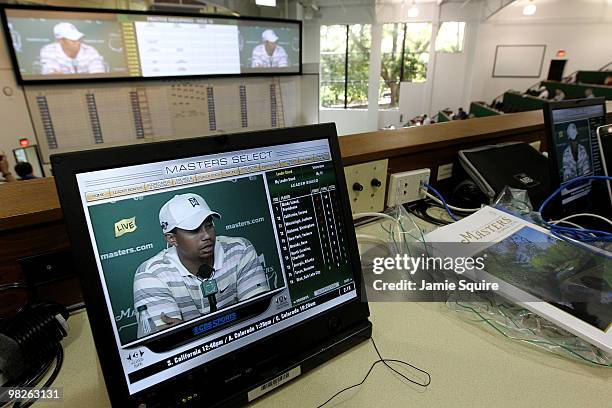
[59,301,609,408]
[55,212,610,407]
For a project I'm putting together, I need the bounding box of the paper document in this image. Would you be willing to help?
[426,206,611,353]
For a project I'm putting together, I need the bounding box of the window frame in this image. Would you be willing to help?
[379,22,431,109]
[320,24,370,110]
[434,21,466,54]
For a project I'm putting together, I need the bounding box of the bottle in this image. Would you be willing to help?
[136,305,157,338]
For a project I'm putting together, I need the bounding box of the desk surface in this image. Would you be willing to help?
[55,211,611,407]
[59,303,610,408]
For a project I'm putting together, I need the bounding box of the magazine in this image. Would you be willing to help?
[425,206,611,354]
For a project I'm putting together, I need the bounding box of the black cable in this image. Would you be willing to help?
[316,337,431,408]
[369,337,431,387]
[13,347,64,408]
[405,201,451,226]
[21,360,53,389]
[409,197,477,226]
[0,302,68,408]
[67,302,86,314]
[421,206,452,225]
[0,302,68,369]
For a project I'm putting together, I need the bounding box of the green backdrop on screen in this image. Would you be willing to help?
[8,18,128,75]
[87,175,283,345]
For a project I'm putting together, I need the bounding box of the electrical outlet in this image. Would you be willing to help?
[387,168,430,206]
[344,159,388,213]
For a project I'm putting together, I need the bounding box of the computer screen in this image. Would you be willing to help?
[546,99,606,208]
[2,7,301,83]
[72,137,358,396]
[597,124,612,203]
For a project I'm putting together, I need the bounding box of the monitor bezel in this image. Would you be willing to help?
[596,124,612,204]
[51,123,370,406]
[0,4,303,85]
[542,96,607,217]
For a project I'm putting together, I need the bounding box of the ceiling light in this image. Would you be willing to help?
[256,0,277,7]
[407,1,419,18]
[523,1,537,16]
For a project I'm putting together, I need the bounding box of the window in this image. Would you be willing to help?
[346,24,371,108]
[320,25,346,109]
[435,22,465,53]
[379,23,432,108]
[320,24,371,109]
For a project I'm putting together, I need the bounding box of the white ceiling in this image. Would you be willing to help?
[490,0,612,22]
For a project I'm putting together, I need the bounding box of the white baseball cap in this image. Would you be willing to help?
[53,22,84,41]
[262,29,278,43]
[567,123,578,141]
[159,193,220,234]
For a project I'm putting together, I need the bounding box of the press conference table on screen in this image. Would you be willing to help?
[56,214,611,408]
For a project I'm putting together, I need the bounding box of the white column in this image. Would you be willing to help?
[460,20,480,109]
[424,3,441,117]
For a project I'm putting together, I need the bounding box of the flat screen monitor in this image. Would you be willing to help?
[596,124,612,204]
[547,59,566,82]
[1,5,301,84]
[543,97,608,216]
[51,123,371,407]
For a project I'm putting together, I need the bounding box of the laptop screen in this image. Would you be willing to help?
[74,138,357,395]
[549,102,606,206]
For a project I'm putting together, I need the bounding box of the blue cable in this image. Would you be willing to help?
[423,176,611,242]
[421,183,459,221]
[537,175,612,242]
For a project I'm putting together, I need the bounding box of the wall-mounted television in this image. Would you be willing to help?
[0,5,302,84]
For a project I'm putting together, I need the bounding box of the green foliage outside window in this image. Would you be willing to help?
[320,22,458,109]
[379,23,431,109]
[320,24,371,109]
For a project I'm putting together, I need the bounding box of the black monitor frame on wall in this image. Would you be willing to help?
[0,4,302,85]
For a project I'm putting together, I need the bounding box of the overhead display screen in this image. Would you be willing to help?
[1,7,301,83]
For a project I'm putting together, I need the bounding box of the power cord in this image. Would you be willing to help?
[551,213,612,228]
[0,302,69,408]
[13,349,64,408]
[352,212,402,225]
[316,337,431,408]
[405,201,451,226]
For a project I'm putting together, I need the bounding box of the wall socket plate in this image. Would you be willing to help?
[436,163,453,181]
[344,159,388,214]
[387,168,430,206]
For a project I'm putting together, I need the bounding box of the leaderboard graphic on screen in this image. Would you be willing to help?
[2,7,301,82]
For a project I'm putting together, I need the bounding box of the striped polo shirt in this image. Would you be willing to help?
[133,236,269,336]
[39,42,106,75]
